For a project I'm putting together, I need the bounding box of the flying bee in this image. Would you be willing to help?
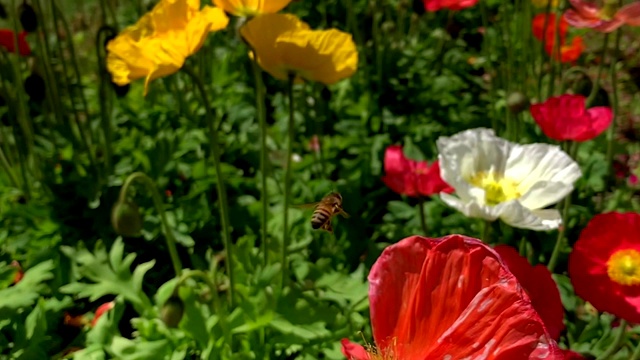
[297,192,350,234]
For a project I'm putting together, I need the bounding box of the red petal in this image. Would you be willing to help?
[417,160,454,196]
[562,349,587,359]
[341,339,369,360]
[91,301,115,327]
[0,29,31,56]
[494,245,565,340]
[368,235,561,359]
[569,212,640,324]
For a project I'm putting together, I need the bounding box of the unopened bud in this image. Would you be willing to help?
[111,199,143,237]
[506,92,530,114]
[19,3,37,33]
[160,295,184,328]
[24,73,46,103]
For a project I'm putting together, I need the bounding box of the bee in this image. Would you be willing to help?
[298,192,350,233]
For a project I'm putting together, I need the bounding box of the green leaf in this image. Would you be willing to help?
[0,260,54,317]
[60,239,154,315]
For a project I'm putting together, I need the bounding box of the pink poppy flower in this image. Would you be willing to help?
[564,0,640,32]
[423,0,478,11]
[530,94,613,142]
[381,145,453,197]
[493,245,565,340]
[341,235,563,360]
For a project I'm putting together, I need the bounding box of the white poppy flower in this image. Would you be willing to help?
[436,128,581,231]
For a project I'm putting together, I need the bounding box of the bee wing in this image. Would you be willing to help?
[292,202,320,210]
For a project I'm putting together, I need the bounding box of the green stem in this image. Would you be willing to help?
[596,319,627,360]
[631,339,640,360]
[96,26,115,175]
[0,145,20,189]
[548,141,578,271]
[418,197,428,236]
[182,64,235,305]
[119,172,182,277]
[482,220,491,243]
[251,60,269,266]
[281,75,295,288]
[586,34,609,108]
[605,28,621,182]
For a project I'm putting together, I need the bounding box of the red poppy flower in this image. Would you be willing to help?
[10,260,23,284]
[423,0,478,12]
[532,13,569,42]
[381,145,453,197]
[564,0,640,32]
[493,245,565,340]
[341,235,563,360]
[0,29,31,56]
[569,212,640,323]
[91,301,115,326]
[530,94,613,142]
[545,36,584,63]
[532,14,583,63]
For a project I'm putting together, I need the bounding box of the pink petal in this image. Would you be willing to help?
[417,161,454,196]
[383,145,410,174]
[341,339,369,360]
[578,106,613,141]
[619,2,640,25]
[381,174,407,195]
[368,235,562,359]
[568,0,602,19]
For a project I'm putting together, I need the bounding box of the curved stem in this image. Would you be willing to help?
[119,172,182,277]
[418,197,428,236]
[251,60,269,266]
[281,75,295,288]
[586,34,609,108]
[596,319,627,360]
[631,339,640,360]
[548,141,577,271]
[182,64,235,305]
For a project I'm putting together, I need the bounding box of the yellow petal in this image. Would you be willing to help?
[105,0,229,96]
[213,0,293,17]
[241,13,358,85]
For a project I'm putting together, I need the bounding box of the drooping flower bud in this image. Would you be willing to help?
[506,91,530,114]
[160,295,184,328]
[111,199,143,237]
[19,3,38,33]
[23,72,45,102]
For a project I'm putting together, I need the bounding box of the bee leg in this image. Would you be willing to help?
[322,221,333,234]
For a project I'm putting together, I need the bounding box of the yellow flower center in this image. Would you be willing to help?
[607,249,640,286]
[600,0,618,20]
[468,172,521,206]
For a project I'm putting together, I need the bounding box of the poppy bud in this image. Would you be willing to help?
[111,199,143,237]
[19,3,38,33]
[628,66,640,90]
[110,82,130,98]
[160,295,184,328]
[91,301,115,326]
[23,73,45,103]
[506,92,529,114]
[320,86,331,102]
[0,2,6,19]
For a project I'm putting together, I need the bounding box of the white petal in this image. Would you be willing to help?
[518,181,575,209]
[437,128,511,201]
[505,143,582,193]
[498,203,563,231]
[440,193,502,221]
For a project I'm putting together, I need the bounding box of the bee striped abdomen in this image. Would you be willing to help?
[311,209,331,229]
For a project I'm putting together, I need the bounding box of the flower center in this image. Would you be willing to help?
[600,0,619,20]
[607,249,640,286]
[468,172,521,206]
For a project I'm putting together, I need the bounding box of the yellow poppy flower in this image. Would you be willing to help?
[240,13,358,85]
[213,0,292,17]
[106,0,229,96]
